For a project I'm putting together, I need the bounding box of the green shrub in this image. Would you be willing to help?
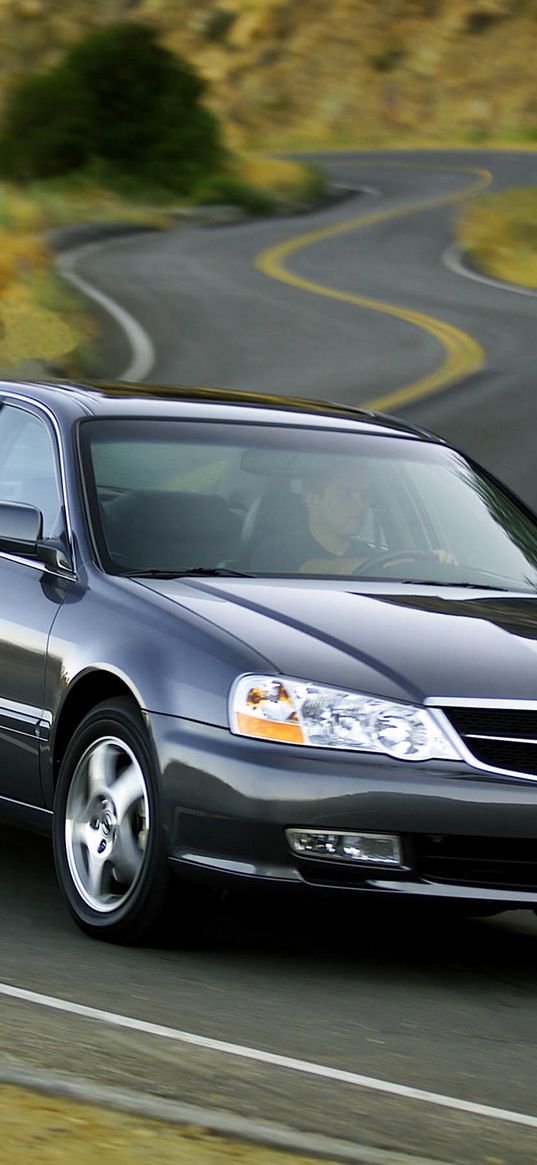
[0,67,92,179]
[0,23,224,194]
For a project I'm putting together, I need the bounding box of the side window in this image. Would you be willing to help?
[0,403,63,538]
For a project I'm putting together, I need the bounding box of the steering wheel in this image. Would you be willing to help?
[353,548,440,576]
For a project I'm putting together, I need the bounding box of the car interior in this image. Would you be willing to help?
[98,465,393,574]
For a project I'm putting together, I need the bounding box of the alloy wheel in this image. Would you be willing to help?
[65,735,150,913]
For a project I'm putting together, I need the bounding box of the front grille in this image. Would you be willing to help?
[442,706,537,776]
[415,834,537,891]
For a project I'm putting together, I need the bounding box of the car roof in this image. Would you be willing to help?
[0,378,441,442]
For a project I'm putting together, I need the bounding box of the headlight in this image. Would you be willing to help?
[230,675,460,761]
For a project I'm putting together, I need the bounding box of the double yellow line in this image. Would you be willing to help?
[255,164,492,412]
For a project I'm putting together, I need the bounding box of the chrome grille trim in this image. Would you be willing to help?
[466,733,537,744]
[425,697,537,710]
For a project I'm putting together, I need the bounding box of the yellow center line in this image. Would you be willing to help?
[255,165,492,412]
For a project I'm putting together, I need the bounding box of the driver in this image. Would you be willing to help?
[251,460,457,575]
[251,462,372,574]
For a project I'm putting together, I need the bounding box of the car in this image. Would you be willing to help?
[2,377,537,944]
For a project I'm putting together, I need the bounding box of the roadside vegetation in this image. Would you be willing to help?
[1,1082,344,1165]
[0,23,324,377]
[458,188,537,289]
[0,190,95,375]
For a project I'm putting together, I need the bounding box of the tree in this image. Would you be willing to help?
[0,23,224,194]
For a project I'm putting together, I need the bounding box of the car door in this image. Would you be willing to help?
[0,400,71,808]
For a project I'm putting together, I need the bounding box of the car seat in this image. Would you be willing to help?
[240,482,307,565]
[102,490,242,571]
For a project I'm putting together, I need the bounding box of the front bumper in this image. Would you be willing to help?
[148,713,537,907]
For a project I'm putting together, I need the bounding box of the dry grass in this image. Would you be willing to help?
[0,232,46,296]
[458,188,537,288]
[0,1085,341,1165]
[0,187,98,373]
[179,0,537,149]
[0,180,179,375]
[235,155,323,204]
[9,180,173,230]
[0,282,83,368]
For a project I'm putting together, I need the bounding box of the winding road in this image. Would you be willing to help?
[65,148,537,503]
[2,150,537,1165]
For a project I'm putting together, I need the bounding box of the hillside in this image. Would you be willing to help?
[1,1,536,148]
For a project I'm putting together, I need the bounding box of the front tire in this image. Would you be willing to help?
[53,698,170,944]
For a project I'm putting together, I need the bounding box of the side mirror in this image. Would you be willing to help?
[0,501,72,571]
[0,501,43,558]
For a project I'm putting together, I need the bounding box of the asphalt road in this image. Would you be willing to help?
[3,150,537,1165]
[1,826,537,1165]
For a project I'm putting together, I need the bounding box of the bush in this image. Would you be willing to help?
[0,23,224,195]
[196,157,327,215]
[195,172,278,215]
[0,67,92,179]
[457,187,537,289]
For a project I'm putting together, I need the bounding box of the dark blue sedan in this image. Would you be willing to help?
[2,378,537,943]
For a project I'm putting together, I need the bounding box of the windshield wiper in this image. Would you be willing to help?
[361,577,533,592]
[436,581,536,593]
[129,567,254,579]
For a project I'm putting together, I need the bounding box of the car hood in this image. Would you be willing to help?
[137,578,537,704]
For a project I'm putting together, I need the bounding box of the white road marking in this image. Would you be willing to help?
[1,980,536,1130]
[443,241,537,298]
[56,240,155,381]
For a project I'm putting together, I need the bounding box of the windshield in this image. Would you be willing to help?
[80,418,537,591]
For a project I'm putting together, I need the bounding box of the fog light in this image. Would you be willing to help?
[286,829,403,866]
[341,834,402,864]
[285,831,340,857]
